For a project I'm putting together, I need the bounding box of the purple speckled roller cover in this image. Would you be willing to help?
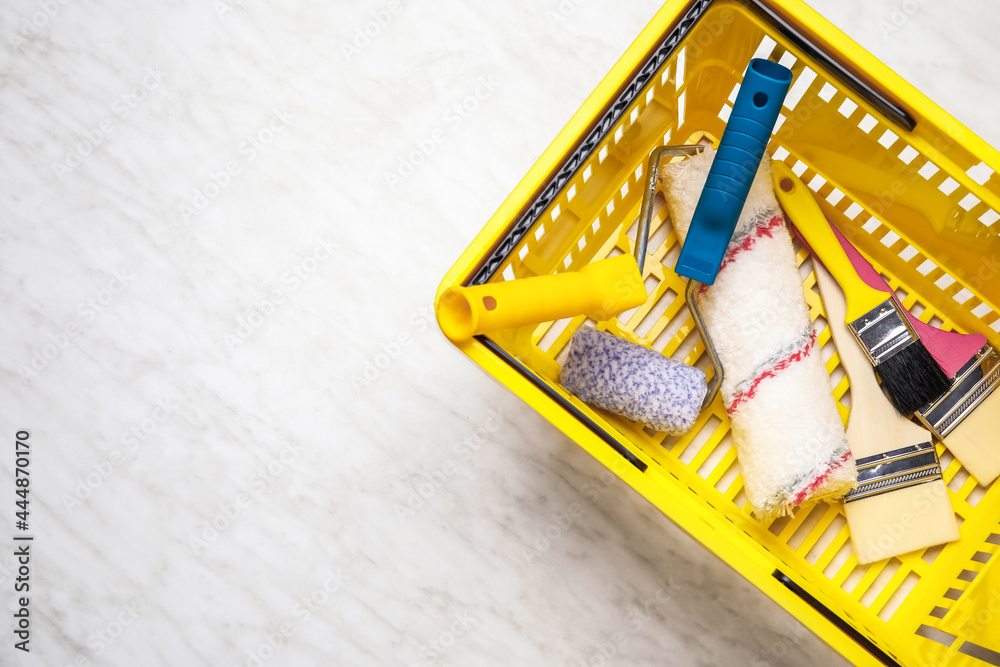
[559,327,707,435]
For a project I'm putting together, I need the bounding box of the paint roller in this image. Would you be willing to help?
[436,145,722,435]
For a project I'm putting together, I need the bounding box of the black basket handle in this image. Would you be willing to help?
[741,0,916,132]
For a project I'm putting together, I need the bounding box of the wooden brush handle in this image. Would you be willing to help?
[772,161,886,322]
[814,261,930,456]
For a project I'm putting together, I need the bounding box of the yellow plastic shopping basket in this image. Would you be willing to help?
[435,1,1000,665]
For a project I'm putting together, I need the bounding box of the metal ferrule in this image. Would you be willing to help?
[848,298,919,366]
[916,344,1000,438]
[843,441,942,503]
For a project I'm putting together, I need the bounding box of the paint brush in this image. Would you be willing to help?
[830,223,1000,486]
[772,163,950,415]
[814,260,959,563]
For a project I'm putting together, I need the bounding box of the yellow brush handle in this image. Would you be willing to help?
[436,254,647,343]
[771,161,886,322]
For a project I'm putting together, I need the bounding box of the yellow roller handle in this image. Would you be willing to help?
[771,161,886,322]
[436,254,646,343]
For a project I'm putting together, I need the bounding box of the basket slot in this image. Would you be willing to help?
[956,569,978,583]
[673,47,686,92]
[945,462,969,488]
[915,624,957,646]
[623,214,638,244]
[671,321,705,368]
[944,588,965,601]
[674,414,723,466]
[963,481,989,510]
[833,554,861,589]
[805,513,846,565]
[930,606,950,619]
[790,504,837,555]
[966,162,995,185]
[752,35,778,61]
[646,209,672,253]
[971,550,994,565]
[767,513,792,538]
[782,66,818,114]
[634,286,676,338]
[613,274,659,328]
[691,426,732,478]
[922,544,946,565]
[537,317,575,354]
[821,536,853,579]
[704,437,738,486]
[958,643,1000,666]
[876,570,920,622]
[649,300,691,352]
[658,237,682,275]
[731,483,749,510]
[858,559,901,608]
[775,504,812,544]
[848,561,884,598]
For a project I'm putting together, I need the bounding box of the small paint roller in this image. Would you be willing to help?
[560,146,722,435]
[559,278,722,435]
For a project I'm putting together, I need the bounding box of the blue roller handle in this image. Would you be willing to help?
[675,59,792,284]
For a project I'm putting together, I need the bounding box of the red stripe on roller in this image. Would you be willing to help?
[789,450,853,506]
[717,214,785,273]
[726,328,818,414]
[695,215,785,297]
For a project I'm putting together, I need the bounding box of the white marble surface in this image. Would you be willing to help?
[1,1,999,665]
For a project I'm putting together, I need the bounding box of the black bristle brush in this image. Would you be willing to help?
[772,163,949,414]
